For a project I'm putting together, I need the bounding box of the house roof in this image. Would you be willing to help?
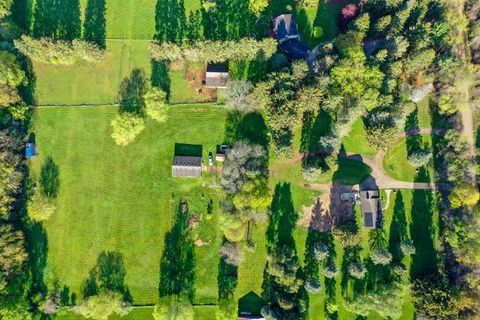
[360,190,381,228]
[280,39,309,59]
[272,13,299,44]
[172,156,202,178]
[205,63,230,88]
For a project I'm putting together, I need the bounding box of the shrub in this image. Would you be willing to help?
[348,262,367,279]
[220,242,244,266]
[14,35,103,65]
[39,156,60,198]
[302,165,323,183]
[323,262,339,279]
[312,242,329,261]
[216,298,237,320]
[0,51,26,87]
[407,149,432,168]
[248,0,268,16]
[144,87,168,123]
[0,85,21,106]
[304,277,321,294]
[370,248,393,265]
[28,193,55,222]
[225,81,257,113]
[400,240,416,256]
[153,296,193,320]
[312,26,324,38]
[77,293,130,320]
[438,93,464,115]
[110,114,145,147]
[449,183,480,209]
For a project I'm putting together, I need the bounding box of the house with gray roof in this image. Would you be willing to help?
[172,156,202,178]
[359,190,381,229]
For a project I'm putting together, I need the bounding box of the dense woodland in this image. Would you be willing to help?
[1,0,480,319]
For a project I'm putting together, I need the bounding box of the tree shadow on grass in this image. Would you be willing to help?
[217,254,238,300]
[39,156,59,198]
[410,168,438,280]
[82,251,132,303]
[32,0,81,40]
[388,192,407,263]
[340,245,362,296]
[12,0,33,32]
[151,60,171,101]
[118,68,148,115]
[266,183,297,250]
[83,0,106,49]
[159,202,195,301]
[203,0,254,41]
[300,110,332,154]
[174,143,203,157]
[237,112,270,150]
[26,221,49,295]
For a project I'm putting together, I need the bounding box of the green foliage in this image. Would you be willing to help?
[144,87,168,123]
[225,80,257,113]
[304,278,321,294]
[0,52,26,87]
[407,149,432,168]
[322,261,338,279]
[438,92,464,115]
[449,183,480,209]
[345,282,408,319]
[0,0,13,18]
[366,123,397,150]
[232,178,271,214]
[403,49,436,78]
[0,132,23,219]
[248,0,268,16]
[149,38,277,63]
[118,68,148,115]
[400,239,416,256]
[348,261,367,279]
[412,275,460,319]
[0,85,21,107]
[332,217,360,248]
[216,298,237,320]
[312,26,324,39]
[110,114,145,147]
[312,242,329,261]
[370,248,393,265]
[445,207,480,267]
[0,224,28,276]
[0,306,32,320]
[153,296,194,320]
[78,292,129,320]
[27,192,56,221]
[14,36,104,65]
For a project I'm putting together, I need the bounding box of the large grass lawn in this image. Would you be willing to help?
[30,105,228,305]
[33,40,210,106]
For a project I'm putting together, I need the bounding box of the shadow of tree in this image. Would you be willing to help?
[340,245,362,295]
[151,60,171,101]
[237,112,270,150]
[26,221,49,295]
[32,0,81,40]
[388,192,407,263]
[300,110,331,154]
[12,0,34,34]
[217,252,238,300]
[159,202,195,302]
[39,156,60,198]
[83,0,106,49]
[118,68,148,115]
[82,251,132,302]
[410,168,438,279]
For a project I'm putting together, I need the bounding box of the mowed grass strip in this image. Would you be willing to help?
[30,105,228,304]
[33,40,207,106]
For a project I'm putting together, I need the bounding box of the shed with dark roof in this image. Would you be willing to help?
[360,190,381,229]
[205,63,230,88]
[172,156,202,178]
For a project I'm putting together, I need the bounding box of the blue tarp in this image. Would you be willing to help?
[281,39,309,59]
[25,143,36,158]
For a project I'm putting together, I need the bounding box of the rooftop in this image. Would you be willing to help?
[360,190,381,228]
[172,156,202,178]
[205,63,230,88]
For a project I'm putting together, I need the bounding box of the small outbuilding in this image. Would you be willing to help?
[172,156,202,178]
[272,13,309,59]
[25,143,36,158]
[205,63,230,88]
[360,190,381,229]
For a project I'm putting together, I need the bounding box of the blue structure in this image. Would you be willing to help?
[272,13,309,59]
[25,143,36,158]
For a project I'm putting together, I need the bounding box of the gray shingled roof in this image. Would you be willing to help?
[360,190,381,228]
[172,156,202,178]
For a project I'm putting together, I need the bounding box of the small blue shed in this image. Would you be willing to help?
[25,143,36,158]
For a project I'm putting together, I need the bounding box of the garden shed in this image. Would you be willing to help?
[205,63,230,88]
[272,13,309,59]
[359,190,381,229]
[172,156,202,178]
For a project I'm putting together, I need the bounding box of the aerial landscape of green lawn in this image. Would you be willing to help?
[3,0,474,318]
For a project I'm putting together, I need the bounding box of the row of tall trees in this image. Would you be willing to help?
[0,3,34,319]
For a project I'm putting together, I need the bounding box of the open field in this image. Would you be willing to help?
[30,105,228,304]
[32,40,211,105]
